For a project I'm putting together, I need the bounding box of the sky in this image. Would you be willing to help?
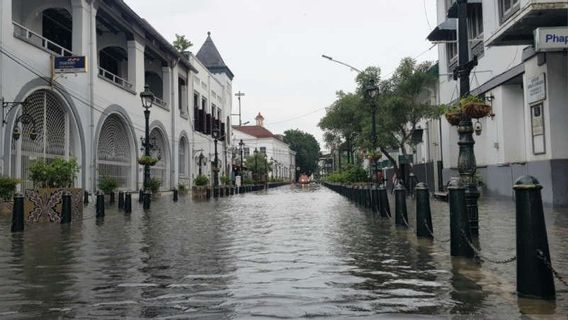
[124,0,439,148]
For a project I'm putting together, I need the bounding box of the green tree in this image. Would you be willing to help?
[283,129,320,178]
[172,34,193,52]
[245,152,271,182]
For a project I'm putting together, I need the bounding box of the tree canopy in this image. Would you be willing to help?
[319,57,439,175]
[172,34,193,52]
[283,129,320,178]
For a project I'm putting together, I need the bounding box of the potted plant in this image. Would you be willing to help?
[460,95,492,119]
[26,158,82,223]
[192,175,209,199]
[98,175,118,203]
[178,183,189,195]
[0,176,19,216]
[148,178,161,198]
[138,155,158,166]
[441,104,463,126]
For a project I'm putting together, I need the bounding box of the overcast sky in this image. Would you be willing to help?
[124,0,438,147]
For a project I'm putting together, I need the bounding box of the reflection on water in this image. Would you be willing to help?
[0,184,566,319]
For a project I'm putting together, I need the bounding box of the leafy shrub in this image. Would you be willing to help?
[324,165,369,184]
[178,183,188,192]
[98,176,118,194]
[193,175,209,186]
[147,178,161,193]
[243,177,255,185]
[138,155,158,166]
[29,158,79,188]
[0,176,19,201]
[220,175,231,185]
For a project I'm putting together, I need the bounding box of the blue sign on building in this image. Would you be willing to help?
[53,56,87,73]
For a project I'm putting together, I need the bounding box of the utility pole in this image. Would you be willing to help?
[234,91,245,126]
[454,0,479,236]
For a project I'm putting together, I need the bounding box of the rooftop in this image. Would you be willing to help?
[233,125,275,138]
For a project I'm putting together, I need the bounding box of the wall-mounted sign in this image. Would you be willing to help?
[53,56,87,73]
[527,73,546,105]
[535,27,568,52]
[531,104,546,155]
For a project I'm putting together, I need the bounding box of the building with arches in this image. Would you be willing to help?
[0,0,234,193]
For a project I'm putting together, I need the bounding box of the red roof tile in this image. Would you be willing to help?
[233,125,275,138]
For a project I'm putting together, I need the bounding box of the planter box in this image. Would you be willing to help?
[24,188,84,224]
[192,186,209,199]
[0,201,13,217]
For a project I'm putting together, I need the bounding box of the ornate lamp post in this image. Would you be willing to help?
[454,0,480,235]
[212,126,220,189]
[239,139,245,176]
[140,85,155,209]
[253,148,259,183]
[365,81,379,184]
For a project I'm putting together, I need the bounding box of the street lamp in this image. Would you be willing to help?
[239,139,245,177]
[140,85,154,210]
[365,81,379,184]
[253,148,259,183]
[212,126,220,191]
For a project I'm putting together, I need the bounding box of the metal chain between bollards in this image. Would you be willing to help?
[461,229,517,264]
[401,214,411,229]
[424,220,451,243]
[537,249,568,287]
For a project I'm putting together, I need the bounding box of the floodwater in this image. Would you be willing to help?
[0,184,566,319]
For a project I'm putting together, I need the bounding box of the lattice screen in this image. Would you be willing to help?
[97,114,132,189]
[149,128,168,190]
[12,90,71,189]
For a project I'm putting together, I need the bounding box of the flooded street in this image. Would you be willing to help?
[0,184,566,319]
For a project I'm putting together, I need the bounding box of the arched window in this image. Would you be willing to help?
[97,114,134,189]
[144,72,163,99]
[11,90,80,188]
[149,128,168,190]
[179,137,187,176]
[99,46,128,79]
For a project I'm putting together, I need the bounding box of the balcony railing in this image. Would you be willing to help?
[98,67,134,92]
[13,22,74,57]
[153,96,168,109]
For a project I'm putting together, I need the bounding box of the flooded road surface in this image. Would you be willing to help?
[0,184,566,319]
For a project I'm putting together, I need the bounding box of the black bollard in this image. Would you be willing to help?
[220,187,225,198]
[124,192,132,213]
[394,183,408,227]
[173,189,179,202]
[139,189,144,203]
[61,191,72,224]
[118,191,125,210]
[514,176,555,300]
[96,192,105,218]
[84,190,89,205]
[109,191,115,204]
[372,187,380,214]
[11,193,24,233]
[448,180,473,258]
[143,191,151,210]
[378,184,391,218]
[415,182,433,239]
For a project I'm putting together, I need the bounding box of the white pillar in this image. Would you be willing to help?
[162,66,172,108]
[71,0,89,55]
[127,39,145,93]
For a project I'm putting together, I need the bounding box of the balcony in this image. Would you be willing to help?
[153,96,168,109]
[13,22,74,57]
[486,0,568,46]
[98,67,135,93]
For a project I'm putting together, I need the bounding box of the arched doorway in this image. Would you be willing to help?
[10,89,82,188]
[149,128,169,190]
[96,114,135,189]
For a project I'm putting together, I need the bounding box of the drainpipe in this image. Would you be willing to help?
[0,1,4,175]
[89,1,96,192]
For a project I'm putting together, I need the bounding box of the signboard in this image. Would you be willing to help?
[535,27,568,52]
[235,175,242,187]
[527,73,546,105]
[53,56,87,73]
[398,155,414,165]
[531,104,546,155]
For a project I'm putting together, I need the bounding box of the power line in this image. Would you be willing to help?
[265,107,327,125]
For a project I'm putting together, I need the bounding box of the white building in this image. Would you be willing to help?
[0,0,234,192]
[232,113,296,181]
[428,0,568,206]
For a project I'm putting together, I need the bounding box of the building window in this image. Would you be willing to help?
[468,4,484,58]
[244,147,250,157]
[499,0,520,23]
[260,147,266,154]
[178,77,188,116]
[447,42,458,68]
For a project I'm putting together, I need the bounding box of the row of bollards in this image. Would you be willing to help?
[323,175,557,300]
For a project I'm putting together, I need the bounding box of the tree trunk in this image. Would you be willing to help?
[379,147,400,179]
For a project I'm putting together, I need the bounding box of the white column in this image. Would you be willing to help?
[71,0,89,55]
[162,66,172,108]
[127,39,145,93]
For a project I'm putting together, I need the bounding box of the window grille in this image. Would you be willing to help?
[97,114,132,189]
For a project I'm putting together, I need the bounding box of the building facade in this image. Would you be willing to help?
[0,0,234,192]
[428,0,568,206]
[232,113,296,182]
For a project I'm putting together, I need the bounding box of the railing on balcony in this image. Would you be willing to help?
[98,67,134,92]
[153,96,168,109]
[13,22,74,57]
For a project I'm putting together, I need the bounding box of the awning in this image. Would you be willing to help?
[447,0,482,18]
[427,19,457,42]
